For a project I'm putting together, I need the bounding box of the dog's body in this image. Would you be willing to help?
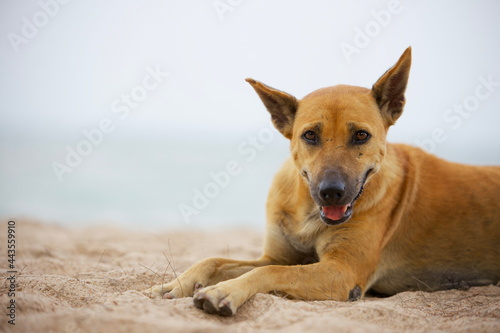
[145,48,500,316]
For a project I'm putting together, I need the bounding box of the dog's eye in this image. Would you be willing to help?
[303,130,318,143]
[354,131,370,144]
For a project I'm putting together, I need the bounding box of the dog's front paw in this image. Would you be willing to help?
[143,281,204,299]
[193,281,249,316]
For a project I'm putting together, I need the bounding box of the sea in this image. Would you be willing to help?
[0,128,290,231]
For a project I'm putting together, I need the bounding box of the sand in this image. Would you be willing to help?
[0,219,499,333]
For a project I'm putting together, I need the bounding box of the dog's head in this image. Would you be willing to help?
[247,47,412,225]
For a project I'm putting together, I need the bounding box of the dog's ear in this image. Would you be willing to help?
[246,78,298,139]
[372,47,412,127]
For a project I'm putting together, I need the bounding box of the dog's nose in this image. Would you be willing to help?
[318,180,345,203]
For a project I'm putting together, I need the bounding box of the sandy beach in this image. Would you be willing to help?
[1,219,499,333]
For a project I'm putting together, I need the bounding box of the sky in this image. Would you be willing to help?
[1,0,499,229]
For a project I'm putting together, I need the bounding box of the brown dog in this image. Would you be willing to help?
[144,47,500,316]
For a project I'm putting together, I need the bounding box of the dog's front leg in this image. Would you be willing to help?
[193,260,361,316]
[193,224,383,316]
[143,257,273,299]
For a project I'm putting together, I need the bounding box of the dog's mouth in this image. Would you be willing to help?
[320,204,353,225]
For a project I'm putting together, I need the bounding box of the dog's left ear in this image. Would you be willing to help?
[372,47,412,127]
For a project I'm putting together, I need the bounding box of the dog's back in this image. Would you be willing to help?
[370,143,500,294]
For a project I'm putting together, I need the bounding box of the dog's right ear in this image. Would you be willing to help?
[372,47,412,127]
[246,78,298,139]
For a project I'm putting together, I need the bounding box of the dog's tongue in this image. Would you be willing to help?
[322,205,349,221]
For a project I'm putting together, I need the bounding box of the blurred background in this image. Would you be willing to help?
[1,0,499,230]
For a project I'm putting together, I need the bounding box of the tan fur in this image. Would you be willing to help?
[144,48,500,316]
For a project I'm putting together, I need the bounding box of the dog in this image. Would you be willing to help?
[144,47,500,316]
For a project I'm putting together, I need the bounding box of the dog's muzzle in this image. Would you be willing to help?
[314,169,372,226]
